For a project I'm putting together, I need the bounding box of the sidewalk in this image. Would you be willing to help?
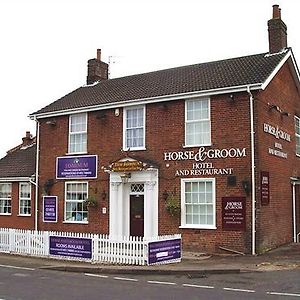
[0,243,299,276]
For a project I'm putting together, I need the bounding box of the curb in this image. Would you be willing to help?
[40,265,241,275]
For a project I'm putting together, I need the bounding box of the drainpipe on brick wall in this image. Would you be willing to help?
[247,86,256,255]
[292,182,297,242]
[34,117,40,231]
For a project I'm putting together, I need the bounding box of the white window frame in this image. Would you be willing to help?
[180,178,216,229]
[295,116,300,156]
[123,105,146,151]
[64,181,89,224]
[19,182,31,216]
[68,113,88,154]
[185,98,211,147]
[0,183,12,215]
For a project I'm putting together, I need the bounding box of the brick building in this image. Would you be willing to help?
[28,5,300,254]
[0,132,36,229]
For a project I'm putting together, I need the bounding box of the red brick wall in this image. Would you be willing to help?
[0,182,35,230]
[38,93,253,253]
[255,59,300,252]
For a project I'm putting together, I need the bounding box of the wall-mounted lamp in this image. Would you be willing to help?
[120,172,131,184]
[46,120,56,126]
[163,190,169,201]
[242,180,251,196]
[229,94,235,101]
[44,179,55,195]
[281,111,290,117]
[101,190,107,200]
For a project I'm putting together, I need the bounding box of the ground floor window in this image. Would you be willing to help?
[65,182,88,223]
[19,183,31,215]
[0,183,12,214]
[180,178,216,229]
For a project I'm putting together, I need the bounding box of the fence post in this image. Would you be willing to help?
[8,229,15,253]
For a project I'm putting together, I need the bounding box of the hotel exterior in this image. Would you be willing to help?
[2,5,299,254]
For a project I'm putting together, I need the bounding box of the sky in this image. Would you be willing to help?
[0,0,299,157]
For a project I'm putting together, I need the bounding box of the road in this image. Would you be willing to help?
[0,264,299,299]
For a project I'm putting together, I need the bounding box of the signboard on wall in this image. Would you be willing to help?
[43,196,57,223]
[148,238,181,265]
[111,160,143,172]
[222,197,246,231]
[261,171,270,205]
[49,236,92,259]
[56,155,97,179]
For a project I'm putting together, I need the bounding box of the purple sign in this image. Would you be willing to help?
[222,197,246,231]
[43,196,57,222]
[148,238,181,265]
[56,155,97,179]
[49,236,92,259]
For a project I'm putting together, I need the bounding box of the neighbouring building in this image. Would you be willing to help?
[0,132,36,229]
[25,5,300,254]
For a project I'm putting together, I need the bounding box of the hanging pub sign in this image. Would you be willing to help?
[111,160,143,172]
[261,171,270,205]
[43,196,58,223]
[222,197,246,231]
[56,155,97,179]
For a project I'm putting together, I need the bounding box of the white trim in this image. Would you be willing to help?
[180,178,216,229]
[0,177,31,182]
[292,182,297,243]
[295,116,300,156]
[30,84,262,120]
[0,182,12,215]
[261,51,291,90]
[123,105,146,151]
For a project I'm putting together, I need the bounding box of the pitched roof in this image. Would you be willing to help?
[0,144,36,178]
[31,50,290,116]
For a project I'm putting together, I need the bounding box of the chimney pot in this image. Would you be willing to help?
[272,4,280,19]
[97,49,101,61]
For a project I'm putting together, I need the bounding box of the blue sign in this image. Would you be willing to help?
[148,238,181,265]
[49,236,92,259]
[43,196,57,222]
[56,155,97,179]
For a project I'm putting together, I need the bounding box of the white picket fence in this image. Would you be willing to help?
[0,228,181,266]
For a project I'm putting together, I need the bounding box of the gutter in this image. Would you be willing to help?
[29,83,262,120]
[247,86,256,255]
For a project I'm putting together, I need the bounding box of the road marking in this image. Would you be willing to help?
[267,292,300,297]
[0,264,35,271]
[183,284,214,289]
[113,277,138,282]
[147,280,176,286]
[84,273,108,279]
[223,287,255,293]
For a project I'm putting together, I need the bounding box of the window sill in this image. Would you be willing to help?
[66,152,88,156]
[63,221,89,225]
[18,214,32,217]
[122,147,146,151]
[183,144,212,148]
[0,213,12,216]
[179,225,217,230]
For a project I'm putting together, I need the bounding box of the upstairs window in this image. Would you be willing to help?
[19,183,31,215]
[295,116,300,156]
[68,113,87,154]
[124,106,145,150]
[0,183,12,215]
[185,98,211,146]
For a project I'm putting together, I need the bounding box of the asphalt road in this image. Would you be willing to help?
[0,264,299,299]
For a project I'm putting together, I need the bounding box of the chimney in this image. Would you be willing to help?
[22,131,34,147]
[268,5,287,53]
[86,49,109,85]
